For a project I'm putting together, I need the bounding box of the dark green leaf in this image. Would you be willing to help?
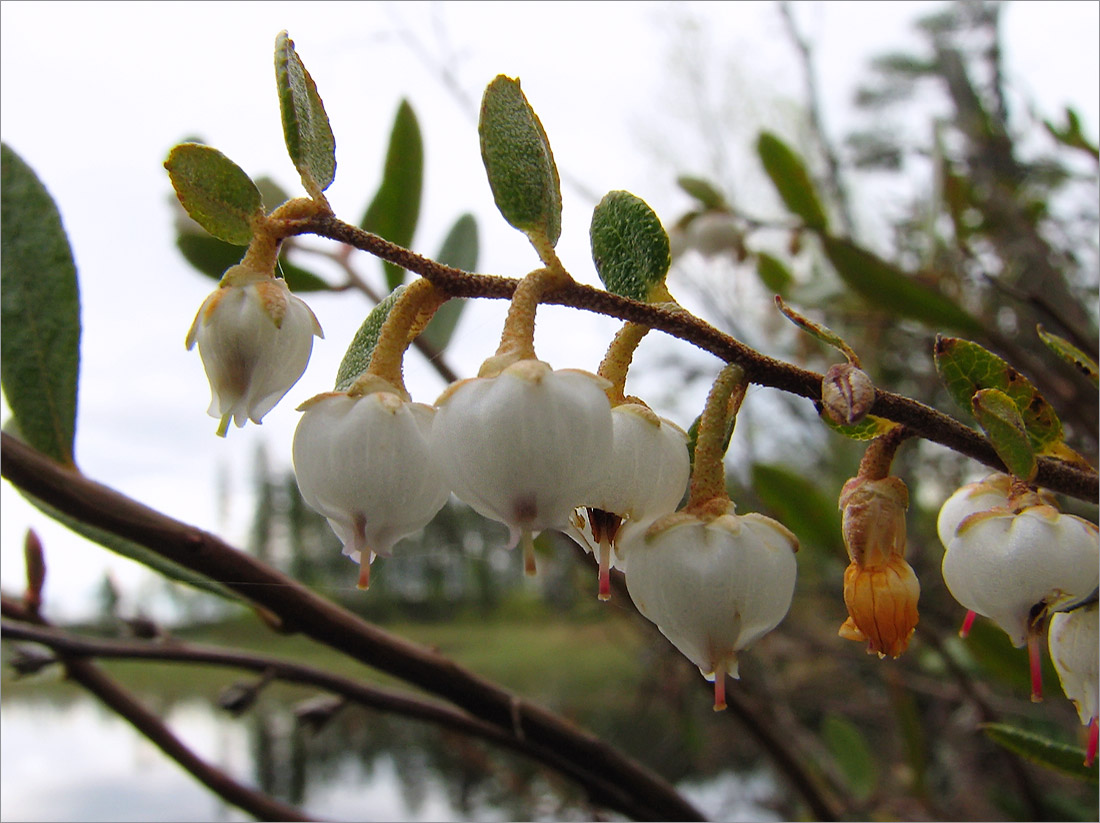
[164,144,263,245]
[934,336,1064,451]
[1,144,80,466]
[1037,325,1099,388]
[175,234,331,292]
[982,723,1099,784]
[274,31,336,194]
[819,409,899,441]
[821,714,878,800]
[756,132,828,230]
[971,388,1037,481]
[752,463,844,559]
[478,75,561,254]
[755,252,793,295]
[590,190,671,302]
[676,175,729,211]
[822,236,983,334]
[255,176,291,213]
[335,287,405,391]
[361,99,424,290]
[421,214,478,351]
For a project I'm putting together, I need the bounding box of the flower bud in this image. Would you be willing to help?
[187,265,323,435]
[941,503,1099,647]
[837,475,919,657]
[821,363,875,426]
[935,473,1014,549]
[292,382,450,589]
[430,359,613,572]
[621,510,798,710]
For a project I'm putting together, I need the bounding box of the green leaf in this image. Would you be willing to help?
[174,234,331,292]
[982,723,1099,784]
[822,236,983,334]
[1,144,80,467]
[752,464,844,559]
[255,176,291,213]
[821,714,878,800]
[335,287,405,391]
[685,412,735,474]
[774,296,859,363]
[820,410,899,441]
[755,252,794,295]
[676,175,729,211]
[274,31,336,194]
[421,214,479,351]
[971,388,1037,481]
[756,132,828,230]
[361,99,424,290]
[478,75,562,254]
[934,336,1064,452]
[1037,325,1099,388]
[164,144,263,245]
[590,191,671,302]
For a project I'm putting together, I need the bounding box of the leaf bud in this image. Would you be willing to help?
[821,363,875,426]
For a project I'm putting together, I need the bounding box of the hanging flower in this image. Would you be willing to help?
[621,509,799,710]
[837,475,920,658]
[187,264,323,436]
[570,403,690,599]
[292,378,450,589]
[430,359,613,573]
[1048,602,1099,766]
[941,501,1099,648]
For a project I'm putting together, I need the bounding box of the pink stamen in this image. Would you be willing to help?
[959,610,977,638]
[357,557,371,590]
[713,673,727,712]
[598,539,611,601]
[1086,717,1098,767]
[523,532,537,577]
[1027,629,1043,702]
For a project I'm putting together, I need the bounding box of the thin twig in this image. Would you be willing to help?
[0,433,704,823]
[288,214,1098,503]
[0,598,316,822]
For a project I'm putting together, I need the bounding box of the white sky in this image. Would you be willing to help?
[2,1,1097,621]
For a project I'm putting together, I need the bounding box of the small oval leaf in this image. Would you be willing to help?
[478,75,562,252]
[1037,324,1099,388]
[361,99,424,290]
[335,287,405,391]
[819,408,899,441]
[982,723,1099,784]
[590,190,671,302]
[676,175,729,211]
[1,144,81,466]
[822,714,879,800]
[755,252,794,295]
[822,236,983,334]
[756,132,828,230]
[275,31,336,194]
[775,296,859,364]
[421,214,479,350]
[934,336,1064,451]
[971,388,1037,481]
[165,144,263,245]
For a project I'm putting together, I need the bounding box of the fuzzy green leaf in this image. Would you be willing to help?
[361,99,424,290]
[822,236,983,334]
[590,191,671,302]
[165,144,263,245]
[755,252,793,295]
[934,336,1064,452]
[1,144,81,466]
[822,714,879,800]
[1037,325,1099,388]
[175,234,330,292]
[421,214,479,351]
[274,31,336,194]
[676,175,729,211]
[335,287,405,391]
[756,132,828,230]
[982,723,1099,784]
[478,75,561,253]
[971,388,1037,481]
[819,408,898,441]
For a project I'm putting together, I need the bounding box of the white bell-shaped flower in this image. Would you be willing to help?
[187,265,323,435]
[292,381,450,589]
[941,503,1099,647]
[569,403,689,598]
[622,510,799,710]
[935,473,1061,549]
[1048,602,1099,729]
[431,359,613,573]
